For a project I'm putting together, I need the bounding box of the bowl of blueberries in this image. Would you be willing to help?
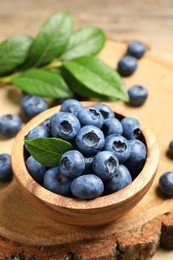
[11,99,159,226]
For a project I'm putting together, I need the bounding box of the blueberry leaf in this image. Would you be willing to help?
[25,12,72,67]
[25,138,73,167]
[12,69,72,98]
[63,56,129,101]
[0,35,33,76]
[60,27,106,61]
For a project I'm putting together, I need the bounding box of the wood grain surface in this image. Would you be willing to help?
[0,1,173,259]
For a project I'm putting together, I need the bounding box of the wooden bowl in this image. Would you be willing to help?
[11,101,159,226]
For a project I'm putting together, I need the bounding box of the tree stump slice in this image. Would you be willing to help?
[0,40,173,259]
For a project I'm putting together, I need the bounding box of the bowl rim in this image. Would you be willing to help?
[11,101,159,211]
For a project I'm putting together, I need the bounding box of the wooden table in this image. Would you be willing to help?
[0,1,173,259]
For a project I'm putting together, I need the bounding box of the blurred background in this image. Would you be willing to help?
[0,0,173,61]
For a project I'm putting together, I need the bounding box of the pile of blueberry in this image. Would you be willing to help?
[25,99,147,200]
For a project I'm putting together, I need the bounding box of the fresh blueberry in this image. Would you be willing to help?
[75,125,105,155]
[71,174,104,199]
[104,165,132,195]
[117,55,137,77]
[121,117,141,139]
[104,134,131,163]
[0,154,13,182]
[60,99,83,117]
[0,114,22,138]
[42,118,50,130]
[92,151,119,180]
[102,118,123,137]
[168,140,173,158]
[50,112,81,141]
[127,41,146,59]
[128,85,148,107]
[124,139,147,179]
[92,104,115,120]
[83,156,94,174]
[43,167,72,197]
[77,107,104,128]
[25,126,50,140]
[21,95,48,121]
[59,150,85,179]
[159,172,173,196]
[26,156,47,185]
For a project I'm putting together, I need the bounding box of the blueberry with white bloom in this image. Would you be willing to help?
[25,126,50,140]
[127,41,146,59]
[102,118,123,137]
[0,154,13,182]
[92,104,115,120]
[128,85,148,107]
[117,55,137,77]
[77,107,104,128]
[26,156,47,184]
[60,99,83,117]
[50,112,81,141]
[121,117,141,139]
[159,171,173,196]
[0,114,22,138]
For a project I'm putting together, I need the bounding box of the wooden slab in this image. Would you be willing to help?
[0,40,173,259]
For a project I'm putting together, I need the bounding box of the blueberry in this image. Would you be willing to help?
[0,114,22,138]
[21,95,48,121]
[92,104,115,120]
[159,172,173,196]
[50,112,81,141]
[102,118,123,137]
[76,125,105,155]
[60,99,83,117]
[104,134,131,163]
[26,156,47,184]
[104,165,132,195]
[77,107,104,128]
[128,85,148,107]
[71,174,104,199]
[42,118,50,130]
[124,139,147,179]
[0,154,13,182]
[43,167,72,197]
[168,140,173,158]
[121,117,141,139]
[117,55,137,77]
[83,156,94,174]
[127,41,146,59]
[59,150,85,179]
[25,126,50,140]
[92,151,119,180]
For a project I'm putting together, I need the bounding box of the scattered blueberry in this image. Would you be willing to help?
[59,150,85,179]
[43,167,72,197]
[159,171,173,196]
[104,164,132,195]
[121,117,141,139]
[92,104,115,120]
[21,95,48,121]
[117,55,137,77]
[128,85,148,107]
[0,114,22,138]
[102,118,123,137]
[0,154,13,182]
[92,151,119,180]
[60,99,83,117]
[104,134,131,163]
[127,41,146,59]
[26,156,47,185]
[50,112,81,141]
[168,140,173,158]
[77,107,104,128]
[124,139,147,179]
[25,126,50,140]
[75,125,105,155]
[71,174,104,199]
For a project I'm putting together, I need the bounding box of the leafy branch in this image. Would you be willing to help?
[0,11,129,102]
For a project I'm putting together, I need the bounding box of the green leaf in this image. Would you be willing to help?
[60,27,105,61]
[0,35,33,76]
[25,138,73,167]
[26,12,72,67]
[12,69,71,98]
[63,56,129,101]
